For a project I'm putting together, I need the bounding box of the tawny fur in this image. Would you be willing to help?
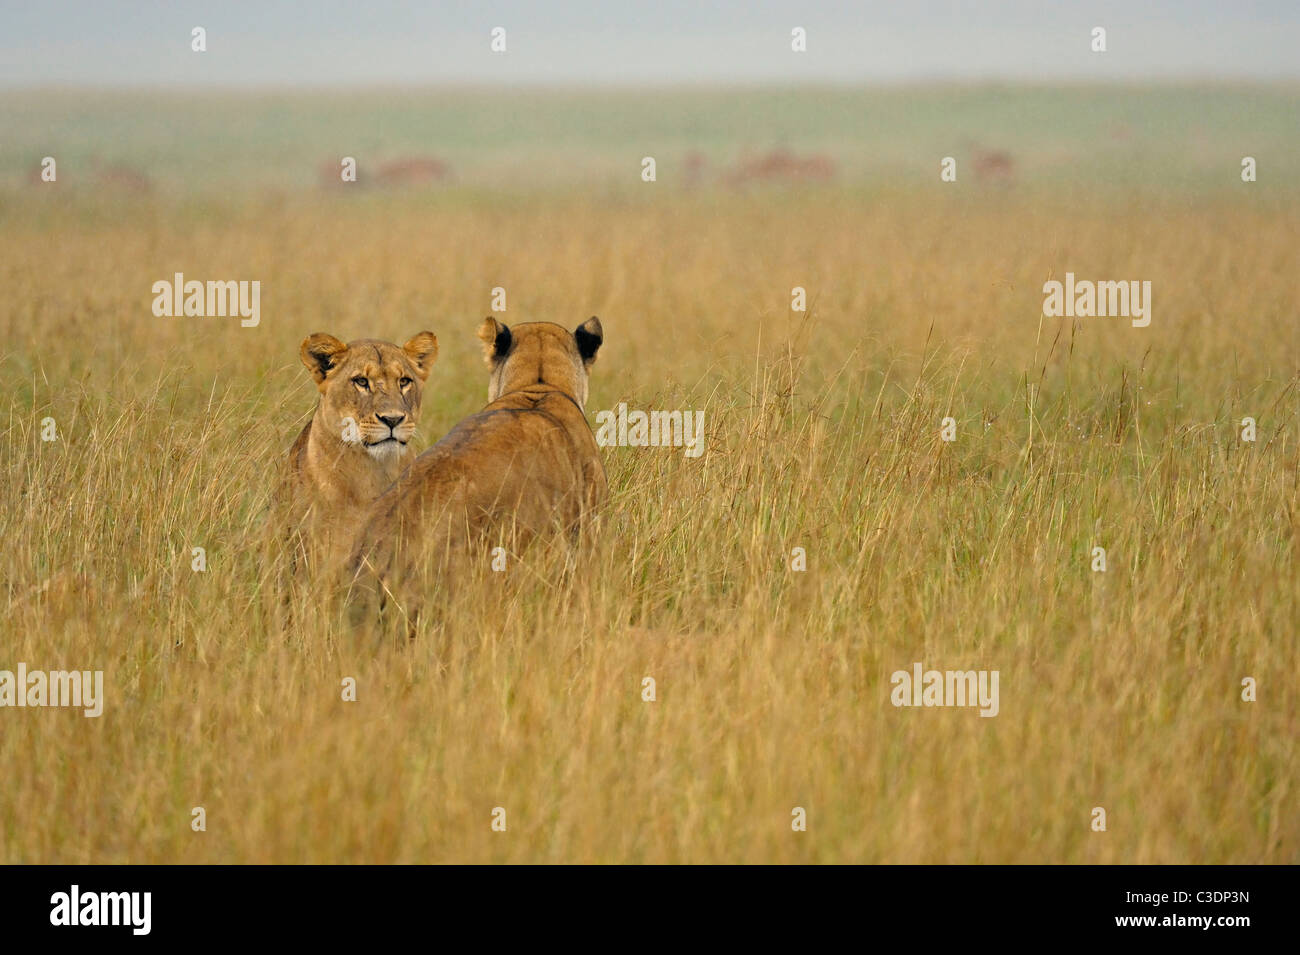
[349,317,605,612]
[286,331,438,569]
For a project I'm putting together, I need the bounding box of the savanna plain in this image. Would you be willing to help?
[0,86,1295,862]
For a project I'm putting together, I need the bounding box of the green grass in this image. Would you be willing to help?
[3,84,1298,192]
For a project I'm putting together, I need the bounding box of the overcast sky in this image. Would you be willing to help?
[2,0,1298,88]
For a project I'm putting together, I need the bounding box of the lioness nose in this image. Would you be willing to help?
[377,413,406,429]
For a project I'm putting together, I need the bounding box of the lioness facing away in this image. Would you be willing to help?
[349,317,606,615]
[286,330,439,566]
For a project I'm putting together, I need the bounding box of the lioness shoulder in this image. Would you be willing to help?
[351,316,605,590]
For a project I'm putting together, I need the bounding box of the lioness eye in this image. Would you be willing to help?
[352,376,369,390]
[399,377,413,388]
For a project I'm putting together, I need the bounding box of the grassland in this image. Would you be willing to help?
[0,86,1296,863]
[5,84,1300,193]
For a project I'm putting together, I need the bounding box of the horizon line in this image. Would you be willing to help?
[4,75,1300,95]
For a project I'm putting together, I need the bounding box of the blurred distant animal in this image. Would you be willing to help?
[725,148,836,187]
[92,160,153,194]
[318,156,453,189]
[966,142,1015,184]
[374,157,453,187]
[683,150,709,189]
[29,158,153,193]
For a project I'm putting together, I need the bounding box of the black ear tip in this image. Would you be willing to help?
[575,318,603,360]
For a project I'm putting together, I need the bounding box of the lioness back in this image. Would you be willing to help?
[350,317,605,598]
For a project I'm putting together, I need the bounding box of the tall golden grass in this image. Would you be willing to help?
[0,188,1295,862]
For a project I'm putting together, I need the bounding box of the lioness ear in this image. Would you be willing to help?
[403,331,438,380]
[301,333,348,385]
[478,317,512,365]
[575,316,603,365]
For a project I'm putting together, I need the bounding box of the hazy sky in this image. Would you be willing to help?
[2,0,1298,87]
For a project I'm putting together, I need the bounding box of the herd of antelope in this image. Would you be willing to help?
[28,146,1020,192]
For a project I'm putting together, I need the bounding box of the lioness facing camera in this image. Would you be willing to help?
[287,330,438,561]
[349,317,606,614]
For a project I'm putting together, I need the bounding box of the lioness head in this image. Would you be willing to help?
[300,331,439,458]
[478,317,603,408]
